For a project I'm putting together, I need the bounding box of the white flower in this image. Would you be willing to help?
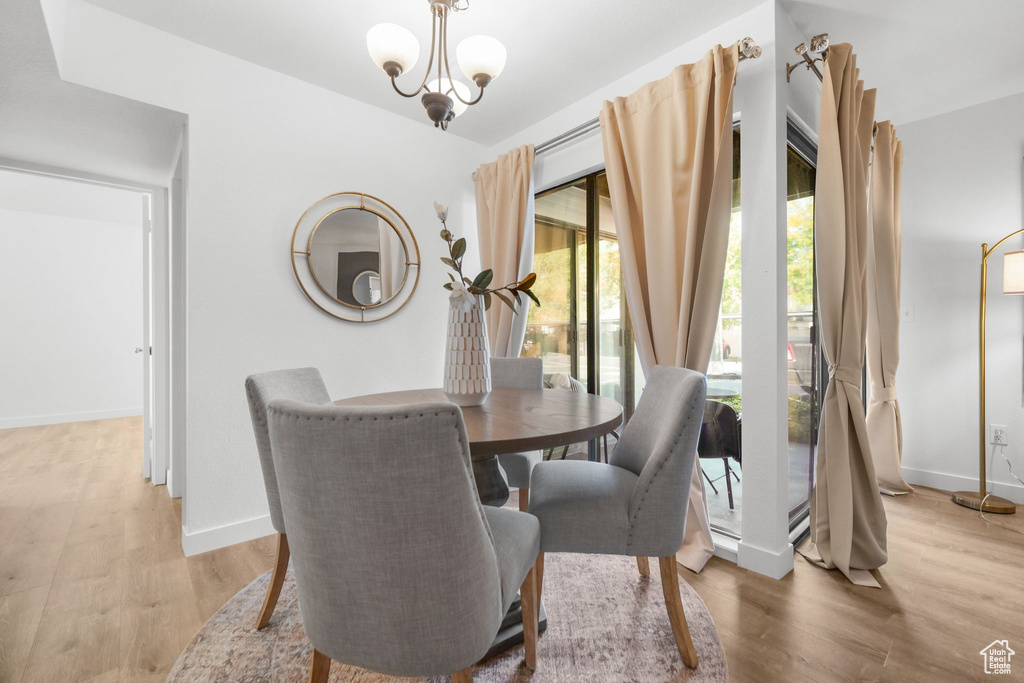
[448,280,477,312]
[434,201,449,222]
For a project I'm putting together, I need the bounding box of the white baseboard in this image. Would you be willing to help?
[903,466,1024,504]
[181,514,276,557]
[737,540,794,579]
[0,407,143,430]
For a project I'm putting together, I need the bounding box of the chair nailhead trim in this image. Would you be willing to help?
[264,404,494,546]
[626,387,701,548]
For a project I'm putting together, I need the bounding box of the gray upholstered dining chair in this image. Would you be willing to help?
[546,372,619,462]
[491,357,543,511]
[244,367,330,630]
[266,399,541,682]
[528,365,707,669]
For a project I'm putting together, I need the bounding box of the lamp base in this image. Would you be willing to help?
[951,491,1017,514]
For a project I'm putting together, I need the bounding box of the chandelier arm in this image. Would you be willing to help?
[388,6,440,98]
[389,76,421,98]
[440,13,485,106]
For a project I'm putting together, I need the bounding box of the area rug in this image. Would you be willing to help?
[169,554,728,682]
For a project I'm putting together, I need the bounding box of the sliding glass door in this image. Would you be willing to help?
[523,178,584,381]
[523,172,636,454]
[527,124,818,533]
[595,174,635,413]
[786,123,819,527]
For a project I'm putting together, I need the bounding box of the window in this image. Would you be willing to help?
[703,123,820,537]
[523,172,637,459]
[704,125,743,537]
[786,121,819,527]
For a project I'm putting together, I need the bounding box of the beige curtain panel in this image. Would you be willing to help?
[799,43,888,588]
[475,144,536,357]
[600,44,739,573]
[866,122,912,496]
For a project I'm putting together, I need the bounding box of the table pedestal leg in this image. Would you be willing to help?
[473,457,509,507]
[484,595,548,659]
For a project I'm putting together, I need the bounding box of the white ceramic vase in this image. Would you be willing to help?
[443,298,491,406]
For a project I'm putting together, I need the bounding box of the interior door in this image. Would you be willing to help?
[141,194,153,478]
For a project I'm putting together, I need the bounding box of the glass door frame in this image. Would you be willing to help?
[535,171,638,424]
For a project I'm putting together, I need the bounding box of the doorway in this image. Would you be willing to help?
[0,163,173,485]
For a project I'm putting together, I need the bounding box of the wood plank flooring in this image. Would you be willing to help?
[2,417,1022,682]
[0,418,274,683]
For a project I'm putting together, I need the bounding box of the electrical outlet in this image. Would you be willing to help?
[991,424,1008,446]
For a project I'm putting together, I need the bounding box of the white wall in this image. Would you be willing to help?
[898,91,1024,504]
[0,171,143,428]
[1,0,184,187]
[48,0,486,553]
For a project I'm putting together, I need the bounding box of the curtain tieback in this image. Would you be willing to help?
[828,364,861,387]
[873,386,898,403]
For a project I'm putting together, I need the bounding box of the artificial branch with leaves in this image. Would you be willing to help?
[435,202,539,313]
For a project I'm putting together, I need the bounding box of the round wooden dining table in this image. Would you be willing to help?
[334,387,624,507]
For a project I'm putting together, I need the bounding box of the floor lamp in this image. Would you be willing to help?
[952,230,1024,514]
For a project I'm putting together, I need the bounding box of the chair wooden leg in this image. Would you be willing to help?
[451,667,473,682]
[518,487,529,512]
[658,557,698,669]
[519,562,539,670]
[256,532,290,630]
[535,552,544,606]
[309,649,331,683]
[636,556,650,577]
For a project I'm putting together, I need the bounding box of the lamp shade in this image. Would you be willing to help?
[456,35,506,82]
[366,23,419,74]
[427,78,471,117]
[1003,250,1024,294]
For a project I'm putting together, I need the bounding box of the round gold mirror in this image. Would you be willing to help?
[291,193,420,322]
[307,207,409,308]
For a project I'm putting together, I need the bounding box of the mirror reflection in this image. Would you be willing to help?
[353,270,382,305]
[308,208,408,307]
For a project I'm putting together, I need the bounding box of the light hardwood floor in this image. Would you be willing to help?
[0,418,274,682]
[2,417,1022,682]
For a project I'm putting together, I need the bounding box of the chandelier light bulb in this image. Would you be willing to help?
[366,23,420,77]
[457,35,507,86]
[427,78,472,118]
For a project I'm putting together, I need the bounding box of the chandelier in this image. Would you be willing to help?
[366,0,506,131]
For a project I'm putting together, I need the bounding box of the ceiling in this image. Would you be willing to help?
[9,0,1023,157]
[0,0,185,185]
[79,0,766,145]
